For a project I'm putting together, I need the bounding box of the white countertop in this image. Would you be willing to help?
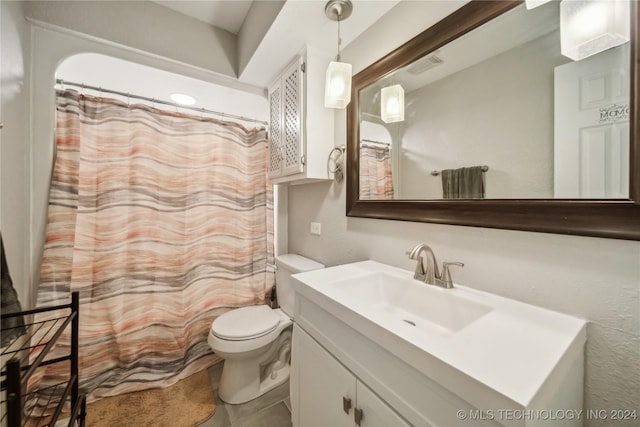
[293,260,587,410]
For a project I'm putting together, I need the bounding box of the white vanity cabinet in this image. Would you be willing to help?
[291,324,410,427]
[268,46,335,184]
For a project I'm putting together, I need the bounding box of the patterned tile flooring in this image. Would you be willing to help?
[197,362,292,427]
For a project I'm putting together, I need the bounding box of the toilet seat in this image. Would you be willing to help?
[212,305,281,341]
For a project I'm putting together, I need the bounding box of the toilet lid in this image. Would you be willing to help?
[212,305,281,340]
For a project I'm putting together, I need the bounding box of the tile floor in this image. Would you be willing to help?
[197,362,293,427]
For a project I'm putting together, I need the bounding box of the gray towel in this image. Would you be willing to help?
[441,166,485,199]
[1,232,27,347]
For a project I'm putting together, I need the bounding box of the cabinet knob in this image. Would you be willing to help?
[354,407,364,426]
[342,396,352,414]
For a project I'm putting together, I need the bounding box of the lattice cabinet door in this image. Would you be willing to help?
[280,57,305,177]
[267,47,334,185]
[268,79,284,178]
[268,56,304,180]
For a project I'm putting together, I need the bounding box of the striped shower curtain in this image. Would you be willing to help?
[359,141,394,200]
[32,89,273,406]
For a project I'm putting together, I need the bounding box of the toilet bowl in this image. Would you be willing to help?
[208,254,324,404]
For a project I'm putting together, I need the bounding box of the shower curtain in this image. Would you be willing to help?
[359,141,394,200]
[32,89,273,407]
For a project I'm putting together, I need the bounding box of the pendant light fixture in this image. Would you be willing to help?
[560,0,630,61]
[324,0,353,109]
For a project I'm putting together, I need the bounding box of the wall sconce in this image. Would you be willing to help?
[381,84,405,123]
[525,0,552,9]
[560,0,630,61]
[324,0,353,109]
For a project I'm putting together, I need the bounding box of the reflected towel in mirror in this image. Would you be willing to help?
[441,166,486,199]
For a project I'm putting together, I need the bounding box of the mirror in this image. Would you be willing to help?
[359,1,630,200]
[347,0,640,240]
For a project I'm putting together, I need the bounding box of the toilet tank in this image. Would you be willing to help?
[275,254,324,317]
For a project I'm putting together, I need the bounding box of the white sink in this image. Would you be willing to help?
[326,271,491,337]
[292,260,587,418]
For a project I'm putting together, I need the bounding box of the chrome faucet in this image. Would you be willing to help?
[408,243,440,285]
[407,243,464,288]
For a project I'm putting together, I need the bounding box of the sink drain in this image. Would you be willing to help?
[403,319,416,326]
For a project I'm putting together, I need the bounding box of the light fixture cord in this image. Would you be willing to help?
[336,7,342,61]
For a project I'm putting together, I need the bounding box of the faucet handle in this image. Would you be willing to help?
[440,262,464,288]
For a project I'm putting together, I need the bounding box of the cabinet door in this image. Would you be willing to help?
[280,57,305,177]
[292,325,355,427]
[268,80,283,178]
[356,382,412,427]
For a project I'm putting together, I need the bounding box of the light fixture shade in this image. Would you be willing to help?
[560,0,630,61]
[381,84,405,123]
[525,0,552,9]
[324,61,352,109]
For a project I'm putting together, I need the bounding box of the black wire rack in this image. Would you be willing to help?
[1,292,86,427]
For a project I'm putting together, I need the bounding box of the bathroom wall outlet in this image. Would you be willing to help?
[310,222,322,235]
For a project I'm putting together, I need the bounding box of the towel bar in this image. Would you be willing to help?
[431,165,489,176]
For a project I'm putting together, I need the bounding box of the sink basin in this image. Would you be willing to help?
[326,272,492,337]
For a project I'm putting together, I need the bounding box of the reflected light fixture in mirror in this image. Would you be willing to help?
[560,0,630,60]
[381,84,405,123]
[324,0,353,109]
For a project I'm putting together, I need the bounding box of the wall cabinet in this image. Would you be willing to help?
[268,46,335,185]
[291,324,410,427]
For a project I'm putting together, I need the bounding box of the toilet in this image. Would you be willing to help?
[207,254,324,404]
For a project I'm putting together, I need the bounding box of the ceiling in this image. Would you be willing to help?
[150,0,400,89]
[152,1,254,35]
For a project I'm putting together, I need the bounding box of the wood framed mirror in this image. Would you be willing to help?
[346,0,640,240]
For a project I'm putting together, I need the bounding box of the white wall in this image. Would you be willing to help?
[23,0,237,79]
[1,0,31,306]
[237,0,286,78]
[288,1,640,425]
[56,53,268,123]
[400,31,566,199]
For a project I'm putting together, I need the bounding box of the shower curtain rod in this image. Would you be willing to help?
[55,79,269,127]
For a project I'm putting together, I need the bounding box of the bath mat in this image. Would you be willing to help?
[85,369,215,427]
